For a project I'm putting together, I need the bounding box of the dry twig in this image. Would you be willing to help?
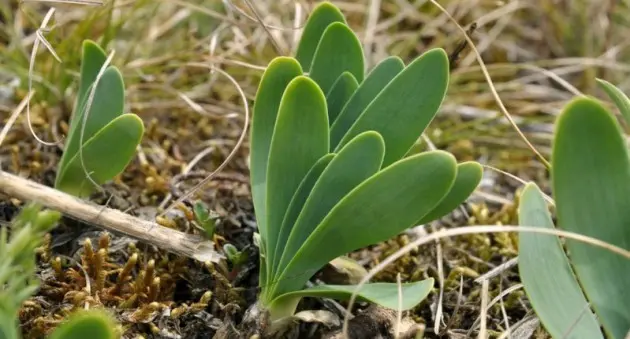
[0,170,222,263]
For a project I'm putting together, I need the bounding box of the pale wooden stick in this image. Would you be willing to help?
[0,170,222,263]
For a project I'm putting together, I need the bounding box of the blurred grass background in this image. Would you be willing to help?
[2,0,629,181]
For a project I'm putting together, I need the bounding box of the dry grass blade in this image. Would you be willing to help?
[20,0,103,4]
[474,257,518,284]
[467,283,524,336]
[479,279,489,339]
[432,224,445,334]
[429,0,551,169]
[342,225,630,334]
[240,0,284,55]
[395,273,402,339]
[561,303,594,338]
[27,7,62,146]
[158,62,250,218]
[224,0,305,31]
[482,164,554,205]
[157,146,215,210]
[363,0,381,66]
[0,90,34,148]
[499,284,512,336]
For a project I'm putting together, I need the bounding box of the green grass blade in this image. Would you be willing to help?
[518,182,603,339]
[268,279,434,321]
[56,67,125,188]
[330,56,405,149]
[275,131,385,279]
[271,151,456,298]
[552,97,630,338]
[265,76,329,283]
[270,153,335,284]
[309,22,364,95]
[417,161,482,224]
[596,78,630,127]
[250,57,303,242]
[49,310,117,339]
[336,48,450,166]
[74,40,108,121]
[55,114,144,197]
[326,72,358,124]
[294,1,346,72]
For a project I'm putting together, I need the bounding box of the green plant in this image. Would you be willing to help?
[250,1,483,324]
[518,87,630,338]
[223,243,248,267]
[193,201,218,239]
[47,309,118,339]
[0,203,119,339]
[54,40,144,198]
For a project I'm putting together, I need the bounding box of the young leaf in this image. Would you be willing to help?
[271,151,457,298]
[330,56,405,149]
[48,310,117,339]
[265,76,329,283]
[270,154,335,283]
[336,48,450,166]
[56,67,125,189]
[552,96,630,338]
[55,114,144,197]
[268,279,434,321]
[294,1,346,72]
[309,22,365,95]
[596,78,630,127]
[275,131,385,278]
[74,40,108,115]
[194,201,217,239]
[416,161,482,224]
[518,183,603,339]
[326,72,359,124]
[250,57,303,241]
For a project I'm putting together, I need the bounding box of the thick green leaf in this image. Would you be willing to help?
[56,67,125,189]
[326,72,358,124]
[275,131,385,280]
[596,78,630,127]
[294,1,346,72]
[330,56,405,149]
[270,153,335,282]
[268,279,434,321]
[552,96,630,338]
[518,182,603,339]
[55,114,144,197]
[417,161,482,224]
[49,310,117,339]
[74,40,108,123]
[265,76,329,284]
[309,22,364,95]
[272,151,456,298]
[250,57,303,241]
[336,48,450,166]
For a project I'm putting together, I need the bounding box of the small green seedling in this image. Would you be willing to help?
[54,40,144,198]
[249,1,483,326]
[223,243,248,267]
[193,200,218,239]
[0,204,119,339]
[518,90,630,339]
